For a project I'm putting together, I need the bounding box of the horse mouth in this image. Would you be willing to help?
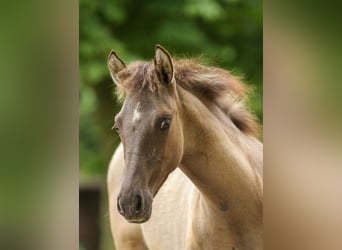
[123,209,152,224]
[126,216,150,224]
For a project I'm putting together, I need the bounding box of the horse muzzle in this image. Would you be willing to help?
[117,191,153,223]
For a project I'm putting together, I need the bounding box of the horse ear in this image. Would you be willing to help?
[154,45,174,85]
[107,50,126,85]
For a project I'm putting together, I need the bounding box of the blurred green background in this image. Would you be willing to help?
[80,0,262,249]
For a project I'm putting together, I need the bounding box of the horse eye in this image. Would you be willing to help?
[160,118,171,131]
[112,123,120,132]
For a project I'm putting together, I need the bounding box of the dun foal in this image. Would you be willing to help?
[107,45,263,250]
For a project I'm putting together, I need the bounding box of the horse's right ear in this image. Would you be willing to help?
[107,50,126,85]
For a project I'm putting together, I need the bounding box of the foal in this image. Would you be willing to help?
[107,45,263,250]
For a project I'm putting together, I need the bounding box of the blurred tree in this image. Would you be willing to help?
[80,0,262,177]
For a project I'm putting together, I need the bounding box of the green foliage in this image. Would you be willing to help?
[80,0,262,177]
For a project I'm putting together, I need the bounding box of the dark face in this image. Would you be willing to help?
[114,87,184,223]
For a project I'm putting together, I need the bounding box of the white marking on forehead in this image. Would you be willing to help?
[132,102,142,122]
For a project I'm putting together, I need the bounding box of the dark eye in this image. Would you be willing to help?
[160,118,171,131]
[112,123,120,133]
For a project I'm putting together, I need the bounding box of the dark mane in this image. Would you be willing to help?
[115,59,259,137]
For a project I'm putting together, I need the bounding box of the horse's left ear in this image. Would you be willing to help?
[154,45,174,85]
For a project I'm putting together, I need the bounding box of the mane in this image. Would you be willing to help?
[115,58,260,137]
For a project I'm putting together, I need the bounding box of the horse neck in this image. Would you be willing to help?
[176,87,263,221]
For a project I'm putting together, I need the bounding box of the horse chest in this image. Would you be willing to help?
[141,170,238,250]
[141,169,194,250]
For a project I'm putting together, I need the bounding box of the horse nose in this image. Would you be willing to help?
[117,194,144,216]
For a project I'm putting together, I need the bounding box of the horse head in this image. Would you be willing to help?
[107,45,184,223]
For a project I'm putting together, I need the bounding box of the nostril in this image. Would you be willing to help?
[117,197,124,215]
[134,195,142,214]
